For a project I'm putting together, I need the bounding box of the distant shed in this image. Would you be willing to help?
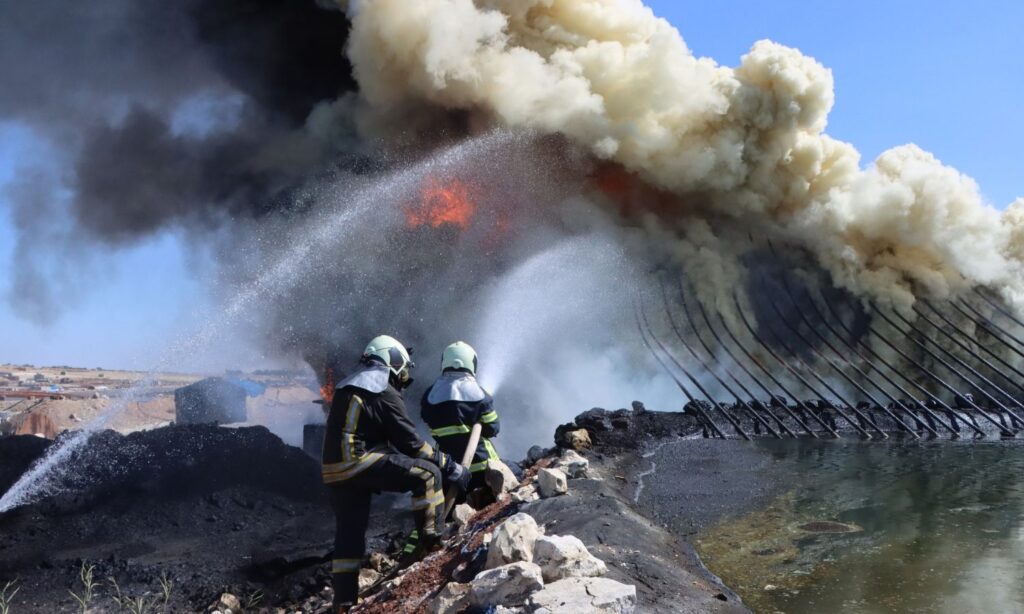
[173,377,247,425]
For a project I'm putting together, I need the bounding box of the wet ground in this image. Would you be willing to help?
[639,437,1024,614]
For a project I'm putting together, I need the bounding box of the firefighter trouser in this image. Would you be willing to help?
[327,454,444,606]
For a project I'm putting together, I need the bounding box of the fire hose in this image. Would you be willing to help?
[444,422,483,518]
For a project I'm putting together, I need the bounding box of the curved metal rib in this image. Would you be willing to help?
[927,300,1024,388]
[803,289,964,436]
[885,308,1024,429]
[634,294,729,439]
[659,280,780,438]
[975,288,1024,330]
[749,295,886,439]
[954,300,1024,360]
[871,306,1018,436]
[768,281,924,437]
[913,303,1024,427]
[638,294,753,437]
[821,295,986,437]
[688,285,822,437]
[730,293,854,438]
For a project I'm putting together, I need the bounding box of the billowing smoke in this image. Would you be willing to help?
[0,0,358,320]
[3,0,1023,457]
[345,0,1024,312]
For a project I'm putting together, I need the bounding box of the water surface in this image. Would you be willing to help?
[692,439,1024,613]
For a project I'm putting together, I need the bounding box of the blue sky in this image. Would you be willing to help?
[1,1,1021,370]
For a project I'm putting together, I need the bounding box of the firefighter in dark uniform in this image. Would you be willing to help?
[322,335,469,613]
[420,342,500,504]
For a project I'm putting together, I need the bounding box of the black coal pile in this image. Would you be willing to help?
[0,425,366,612]
[552,402,700,453]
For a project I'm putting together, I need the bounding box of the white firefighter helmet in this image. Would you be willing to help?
[363,335,414,381]
[441,341,478,374]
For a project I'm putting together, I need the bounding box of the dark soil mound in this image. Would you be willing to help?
[0,425,349,612]
[0,435,50,495]
[554,403,699,452]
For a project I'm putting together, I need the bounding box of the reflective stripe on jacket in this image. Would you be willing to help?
[421,373,500,473]
[322,367,434,484]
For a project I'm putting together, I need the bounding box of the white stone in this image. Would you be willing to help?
[556,450,590,478]
[486,513,541,569]
[511,484,539,504]
[217,593,241,612]
[470,562,544,608]
[494,607,525,614]
[428,582,471,614]
[528,577,637,614]
[453,503,476,528]
[358,568,380,593]
[533,534,608,582]
[369,551,395,572]
[485,459,520,496]
[537,468,568,498]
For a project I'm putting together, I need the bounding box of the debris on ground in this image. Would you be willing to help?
[1,404,746,613]
[537,468,568,498]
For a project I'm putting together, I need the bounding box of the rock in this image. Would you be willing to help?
[428,582,471,614]
[217,593,241,612]
[565,429,592,451]
[537,468,568,498]
[526,445,548,464]
[485,459,520,496]
[528,577,637,613]
[486,513,541,569]
[533,534,608,582]
[369,551,395,572]
[511,484,539,504]
[575,409,612,432]
[358,568,381,592]
[631,401,646,414]
[453,503,476,528]
[469,562,544,608]
[556,450,589,479]
[610,415,631,430]
[494,607,525,614]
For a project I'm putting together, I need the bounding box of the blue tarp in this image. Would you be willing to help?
[227,378,266,397]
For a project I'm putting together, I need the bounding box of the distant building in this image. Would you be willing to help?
[173,377,247,425]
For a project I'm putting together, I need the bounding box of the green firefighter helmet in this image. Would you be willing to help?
[363,335,414,381]
[441,341,478,374]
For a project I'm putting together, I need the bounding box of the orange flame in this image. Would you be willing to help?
[320,367,335,405]
[406,178,476,229]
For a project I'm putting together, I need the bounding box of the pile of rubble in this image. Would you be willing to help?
[262,446,636,614]
[427,449,635,614]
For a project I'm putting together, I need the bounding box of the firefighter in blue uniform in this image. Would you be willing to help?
[322,335,469,613]
[420,341,500,504]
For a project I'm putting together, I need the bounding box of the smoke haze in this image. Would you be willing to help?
[2,0,1023,455]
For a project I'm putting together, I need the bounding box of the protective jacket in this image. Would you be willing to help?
[322,362,445,608]
[322,363,434,483]
[420,371,500,473]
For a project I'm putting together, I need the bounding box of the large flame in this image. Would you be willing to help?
[405,177,476,230]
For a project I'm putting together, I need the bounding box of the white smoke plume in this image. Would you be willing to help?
[343,0,1024,313]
